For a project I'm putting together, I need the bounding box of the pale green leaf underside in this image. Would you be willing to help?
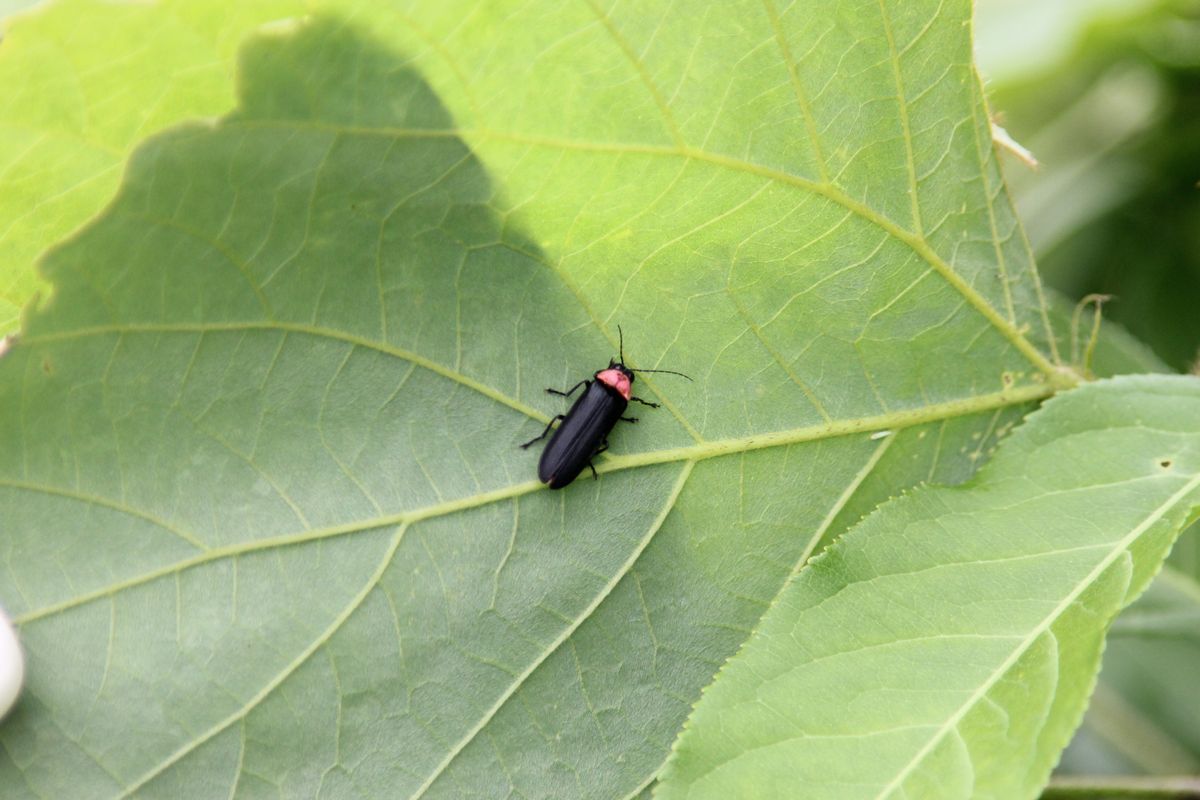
[0,0,1092,797]
[0,0,302,335]
[658,376,1200,800]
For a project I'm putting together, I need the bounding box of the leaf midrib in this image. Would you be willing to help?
[11,380,1052,627]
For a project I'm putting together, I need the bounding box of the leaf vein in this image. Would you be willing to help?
[407,461,695,799]
[0,478,206,551]
[13,385,1051,626]
[116,524,409,798]
[581,0,686,149]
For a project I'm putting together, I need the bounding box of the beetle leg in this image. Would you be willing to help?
[519,415,565,449]
[630,396,660,408]
[620,416,638,423]
[584,437,612,481]
[546,380,589,398]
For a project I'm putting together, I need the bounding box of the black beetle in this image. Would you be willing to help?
[521,328,690,489]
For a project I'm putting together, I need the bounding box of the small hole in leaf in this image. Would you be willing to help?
[1160,459,1173,469]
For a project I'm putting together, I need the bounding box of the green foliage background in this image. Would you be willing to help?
[980,0,1200,372]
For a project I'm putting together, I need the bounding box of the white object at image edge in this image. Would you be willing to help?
[0,606,23,719]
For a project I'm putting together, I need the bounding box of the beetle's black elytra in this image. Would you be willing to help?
[521,328,691,489]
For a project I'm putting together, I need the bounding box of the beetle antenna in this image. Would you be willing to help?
[631,367,693,381]
[614,325,691,380]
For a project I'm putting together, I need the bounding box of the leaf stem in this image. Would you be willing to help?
[1041,775,1200,799]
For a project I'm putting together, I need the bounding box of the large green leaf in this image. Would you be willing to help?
[658,375,1200,800]
[0,0,303,335]
[0,1,1098,796]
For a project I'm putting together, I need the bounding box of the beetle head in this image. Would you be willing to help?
[595,366,633,400]
[607,360,636,382]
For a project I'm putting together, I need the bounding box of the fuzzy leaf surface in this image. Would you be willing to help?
[0,1,1087,797]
